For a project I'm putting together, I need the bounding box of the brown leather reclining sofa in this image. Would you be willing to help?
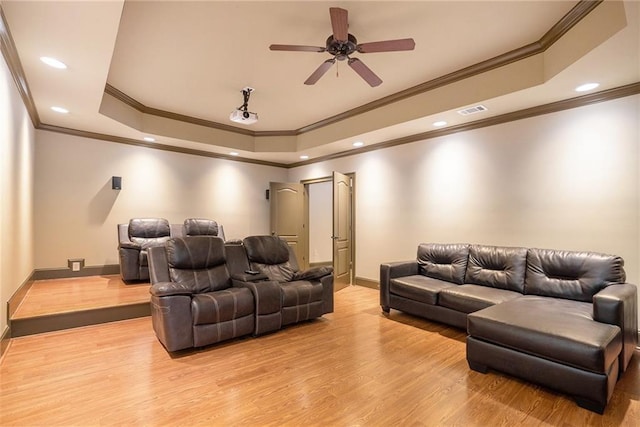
[380,243,637,414]
[147,235,334,352]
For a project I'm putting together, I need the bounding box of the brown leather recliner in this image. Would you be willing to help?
[238,235,334,327]
[183,218,226,241]
[117,218,184,282]
[147,236,257,352]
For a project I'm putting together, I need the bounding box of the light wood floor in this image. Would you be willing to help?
[12,275,149,319]
[1,285,639,426]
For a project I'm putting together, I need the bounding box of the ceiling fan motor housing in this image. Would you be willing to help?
[326,34,358,60]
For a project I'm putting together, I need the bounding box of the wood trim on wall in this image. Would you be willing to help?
[0,326,10,360]
[355,277,379,290]
[10,303,151,338]
[4,271,36,359]
[7,271,35,320]
[32,264,121,281]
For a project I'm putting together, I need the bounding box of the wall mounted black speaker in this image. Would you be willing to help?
[265,189,270,200]
[112,176,122,190]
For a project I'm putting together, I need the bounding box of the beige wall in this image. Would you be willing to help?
[33,131,287,268]
[0,53,35,333]
[288,96,640,302]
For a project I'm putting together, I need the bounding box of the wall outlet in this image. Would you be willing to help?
[68,258,85,272]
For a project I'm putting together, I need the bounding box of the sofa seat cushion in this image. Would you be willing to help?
[280,280,323,307]
[439,285,521,313]
[191,288,254,325]
[390,275,455,305]
[467,296,622,373]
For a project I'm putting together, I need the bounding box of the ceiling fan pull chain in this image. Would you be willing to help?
[336,60,339,78]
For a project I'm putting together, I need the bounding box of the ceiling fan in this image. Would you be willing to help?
[269,7,415,87]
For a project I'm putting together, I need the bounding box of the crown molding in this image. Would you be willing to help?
[0,4,40,126]
[106,0,603,137]
[37,123,285,168]
[30,82,640,169]
[289,81,640,168]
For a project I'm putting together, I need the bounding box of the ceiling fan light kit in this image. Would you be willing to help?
[229,86,258,125]
[269,7,415,87]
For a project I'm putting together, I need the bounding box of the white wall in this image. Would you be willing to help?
[288,95,640,299]
[34,131,287,268]
[0,53,35,333]
[308,181,333,263]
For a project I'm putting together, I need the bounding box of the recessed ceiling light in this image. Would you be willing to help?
[50,106,69,114]
[229,152,239,156]
[300,155,309,160]
[575,83,599,92]
[353,141,364,147]
[433,121,447,127]
[143,136,155,142]
[40,56,67,69]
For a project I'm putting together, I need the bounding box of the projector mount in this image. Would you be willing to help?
[237,87,254,118]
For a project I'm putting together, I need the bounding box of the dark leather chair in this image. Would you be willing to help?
[183,218,226,241]
[238,235,334,327]
[147,236,255,352]
[117,218,183,282]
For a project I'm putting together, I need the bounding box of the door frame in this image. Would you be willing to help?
[301,173,356,290]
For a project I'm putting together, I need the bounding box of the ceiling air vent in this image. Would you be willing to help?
[457,105,488,116]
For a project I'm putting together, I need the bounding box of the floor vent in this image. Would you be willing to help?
[457,104,488,115]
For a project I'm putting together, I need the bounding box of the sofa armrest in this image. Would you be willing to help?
[150,294,193,352]
[380,261,419,312]
[293,266,333,281]
[119,247,141,281]
[320,273,334,314]
[119,241,141,250]
[593,284,638,373]
[150,281,196,297]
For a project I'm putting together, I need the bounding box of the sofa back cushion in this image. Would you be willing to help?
[464,245,528,292]
[417,243,469,284]
[184,218,220,236]
[243,235,296,282]
[129,218,171,248]
[166,236,230,292]
[525,248,626,302]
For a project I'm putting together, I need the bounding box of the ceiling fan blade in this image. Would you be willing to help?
[304,59,336,85]
[269,44,326,52]
[348,58,382,87]
[357,38,416,53]
[329,7,348,42]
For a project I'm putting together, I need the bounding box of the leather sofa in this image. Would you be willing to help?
[147,235,334,351]
[380,243,637,413]
[117,217,224,282]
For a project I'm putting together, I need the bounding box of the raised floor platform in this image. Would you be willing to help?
[10,275,150,337]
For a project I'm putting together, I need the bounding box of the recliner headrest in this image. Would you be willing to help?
[184,218,219,236]
[166,236,226,270]
[128,218,170,239]
[243,235,290,265]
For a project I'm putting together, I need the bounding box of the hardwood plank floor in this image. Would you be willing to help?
[11,275,149,319]
[1,285,638,426]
